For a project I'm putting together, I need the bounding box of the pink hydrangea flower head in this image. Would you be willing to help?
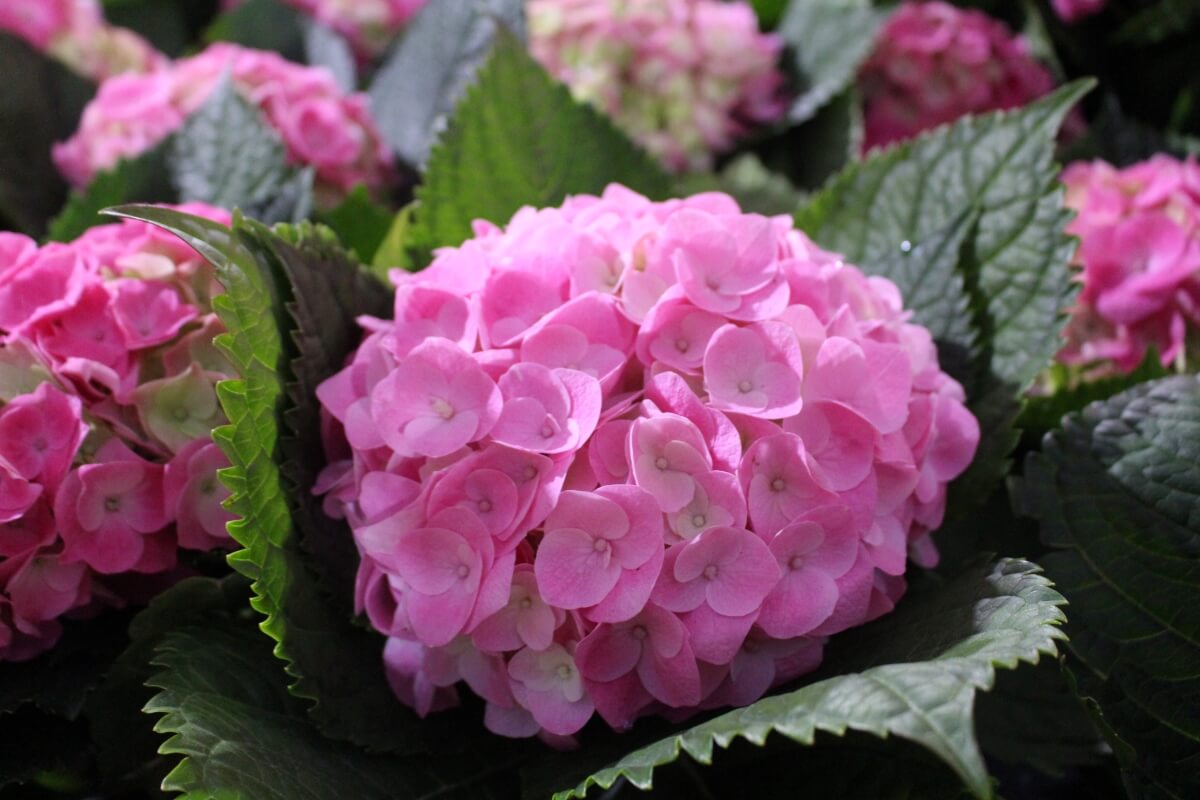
[370,338,502,458]
[53,42,393,202]
[1058,156,1200,374]
[0,204,236,661]
[527,0,786,172]
[318,184,980,736]
[859,1,1059,150]
[0,0,165,81]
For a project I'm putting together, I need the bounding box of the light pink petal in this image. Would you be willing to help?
[586,544,664,623]
[679,604,757,664]
[406,588,476,647]
[535,527,621,608]
[758,567,839,638]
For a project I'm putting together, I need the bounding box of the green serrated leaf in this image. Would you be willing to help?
[870,209,979,385]
[779,0,887,124]
[553,559,1066,800]
[86,576,250,795]
[318,186,395,263]
[169,75,310,221]
[1017,375,1200,798]
[146,621,524,800]
[46,145,174,242]
[368,0,525,167]
[797,82,1093,513]
[407,29,673,266]
[102,205,490,755]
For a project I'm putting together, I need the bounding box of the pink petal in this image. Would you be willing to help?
[535,527,621,609]
[576,626,642,683]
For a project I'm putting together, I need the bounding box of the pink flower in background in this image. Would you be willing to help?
[317,184,979,741]
[0,205,236,661]
[1058,156,1200,374]
[52,43,393,202]
[1051,0,1105,23]
[0,0,165,81]
[527,0,786,172]
[859,1,1059,150]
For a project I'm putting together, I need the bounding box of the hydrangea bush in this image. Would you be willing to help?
[0,0,164,81]
[53,43,393,202]
[527,0,786,172]
[858,1,1059,150]
[1058,155,1200,374]
[0,205,234,661]
[316,185,979,738]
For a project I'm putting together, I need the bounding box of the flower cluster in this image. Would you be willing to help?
[53,43,393,202]
[220,0,426,58]
[0,0,164,81]
[1051,0,1105,23]
[1058,156,1200,373]
[0,205,235,661]
[527,0,785,173]
[858,1,1057,151]
[317,186,980,739]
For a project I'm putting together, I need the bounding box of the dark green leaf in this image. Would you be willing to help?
[750,0,791,30]
[0,33,93,236]
[46,145,173,242]
[783,88,863,191]
[407,30,672,266]
[86,576,249,795]
[204,0,304,60]
[147,621,523,800]
[553,559,1066,800]
[871,209,979,384]
[779,0,887,124]
[168,76,311,222]
[368,0,525,167]
[1018,352,1171,445]
[1113,0,1200,45]
[101,0,190,56]
[585,734,974,800]
[975,658,1104,776]
[319,185,395,263]
[103,205,484,754]
[797,82,1093,513]
[1018,375,1200,798]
